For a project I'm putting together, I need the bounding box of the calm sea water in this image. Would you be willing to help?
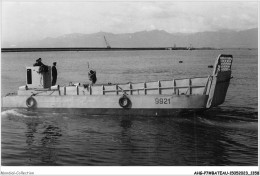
[1,49,258,166]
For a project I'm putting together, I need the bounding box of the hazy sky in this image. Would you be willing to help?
[2,0,258,43]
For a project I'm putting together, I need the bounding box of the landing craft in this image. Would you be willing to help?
[2,54,233,116]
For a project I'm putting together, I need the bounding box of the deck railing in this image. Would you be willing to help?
[74,76,210,96]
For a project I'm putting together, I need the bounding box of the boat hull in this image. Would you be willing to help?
[2,94,208,116]
[1,107,206,116]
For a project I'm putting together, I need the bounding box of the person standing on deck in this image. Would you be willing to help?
[52,62,57,86]
[88,70,97,85]
[34,58,49,73]
[33,58,44,66]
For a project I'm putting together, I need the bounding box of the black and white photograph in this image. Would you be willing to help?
[1,0,258,175]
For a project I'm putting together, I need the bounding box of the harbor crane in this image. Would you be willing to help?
[104,36,111,49]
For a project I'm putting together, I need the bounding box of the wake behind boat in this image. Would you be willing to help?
[2,54,233,116]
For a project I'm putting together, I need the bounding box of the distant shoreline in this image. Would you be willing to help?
[1,47,218,52]
[1,47,255,52]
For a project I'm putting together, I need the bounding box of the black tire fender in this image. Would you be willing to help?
[26,96,37,108]
[119,95,131,108]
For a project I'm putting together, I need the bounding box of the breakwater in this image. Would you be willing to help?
[1,47,216,52]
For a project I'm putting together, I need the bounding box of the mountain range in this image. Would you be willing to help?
[3,28,257,48]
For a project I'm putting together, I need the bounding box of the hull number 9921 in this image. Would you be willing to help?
[155,98,171,104]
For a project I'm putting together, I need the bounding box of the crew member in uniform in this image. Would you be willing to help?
[33,58,49,73]
[33,58,44,66]
[52,62,57,86]
[88,70,97,85]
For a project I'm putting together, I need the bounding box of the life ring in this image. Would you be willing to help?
[119,95,131,108]
[26,96,37,108]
